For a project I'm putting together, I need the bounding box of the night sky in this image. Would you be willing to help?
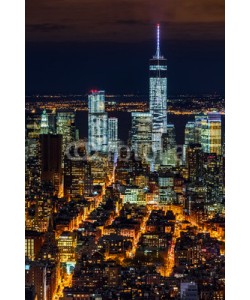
[26,0,225,95]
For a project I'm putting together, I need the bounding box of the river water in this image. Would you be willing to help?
[76,111,225,145]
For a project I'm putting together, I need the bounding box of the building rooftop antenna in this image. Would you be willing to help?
[156,23,160,59]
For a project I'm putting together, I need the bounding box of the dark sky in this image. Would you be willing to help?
[26,0,225,95]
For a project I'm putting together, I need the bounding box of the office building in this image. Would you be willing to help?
[149,24,167,154]
[195,112,222,156]
[39,134,62,195]
[48,109,57,134]
[108,117,118,153]
[88,90,108,154]
[131,112,152,161]
[64,144,90,199]
[186,144,203,183]
[207,112,222,155]
[40,110,49,134]
[180,282,199,300]
[183,122,195,163]
[161,124,177,166]
[25,230,44,261]
[56,111,76,166]
[57,231,77,263]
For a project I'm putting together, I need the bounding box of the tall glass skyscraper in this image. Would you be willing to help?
[40,109,49,134]
[88,90,108,154]
[56,111,76,167]
[149,24,167,154]
[161,124,177,166]
[183,121,196,163]
[197,112,222,156]
[108,117,118,153]
[184,122,196,146]
[131,112,152,160]
[207,112,222,156]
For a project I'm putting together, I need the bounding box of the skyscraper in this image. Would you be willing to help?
[207,112,222,156]
[198,112,222,156]
[131,112,152,161]
[25,112,42,195]
[39,134,62,195]
[161,124,177,166]
[56,111,76,167]
[108,117,118,153]
[64,144,89,199]
[183,121,195,163]
[40,109,49,134]
[149,24,167,154]
[88,90,108,154]
[194,114,207,144]
[186,143,203,183]
[48,109,57,134]
[184,122,196,146]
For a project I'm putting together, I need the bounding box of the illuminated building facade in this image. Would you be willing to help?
[48,109,57,134]
[161,124,177,166]
[25,262,47,300]
[56,111,76,166]
[207,112,222,155]
[149,24,167,155]
[183,121,196,163]
[40,109,49,134]
[88,90,108,154]
[25,113,42,195]
[64,144,90,199]
[123,186,146,205]
[186,144,203,183]
[25,230,44,261]
[194,115,207,144]
[203,153,221,203]
[131,112,152,160]
[158,174,176,204]
[25,261,58,300]
[108,117,118,153]
[57,231,76,263]
[198,112,222,156]
[184,122,195,146]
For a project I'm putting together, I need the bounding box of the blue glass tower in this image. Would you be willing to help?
[149,24,167,154]
[88,90,108,154]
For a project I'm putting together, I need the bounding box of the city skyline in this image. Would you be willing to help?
[25,3,225,300]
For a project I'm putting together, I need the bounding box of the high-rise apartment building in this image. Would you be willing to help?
[207,112,222,155]
[161,124,177,166]
[185,122,195,146]
[194,112,222,156]
[108,117,118,153]
[25,112,42,195]
[186,143,203,183]
[183,121,196,164]
[64,144,90,199]
[56,111,76,167]
[131,112,152,160]
[88,90,108,154]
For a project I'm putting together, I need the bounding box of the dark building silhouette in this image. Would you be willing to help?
[39,134,62,195]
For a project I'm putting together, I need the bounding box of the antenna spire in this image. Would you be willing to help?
[156,23,160,58]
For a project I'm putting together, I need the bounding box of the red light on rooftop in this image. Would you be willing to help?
[90,89,98,93]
